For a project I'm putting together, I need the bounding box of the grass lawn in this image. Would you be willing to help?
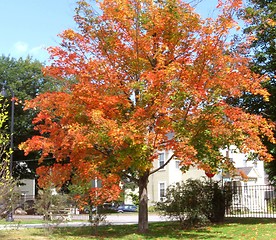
[0,218,275,240]
[0,219,45,225]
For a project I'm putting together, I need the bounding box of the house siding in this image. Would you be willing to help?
[147,146,267,206]
[148,150,205,205]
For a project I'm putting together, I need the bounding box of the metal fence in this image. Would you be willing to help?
[15,185,276,219]
[225,184,276,218]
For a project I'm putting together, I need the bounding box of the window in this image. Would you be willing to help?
[175,160,180,169]
[159,182,166,201]
[158,153,165,168]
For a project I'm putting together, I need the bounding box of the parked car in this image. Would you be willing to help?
[116,204,138,213]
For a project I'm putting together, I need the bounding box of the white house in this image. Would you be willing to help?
[218,146,270,212]
[145,146,269,209]
[217,146,267,185]
[17,179,36,201]
[147,149,205,206]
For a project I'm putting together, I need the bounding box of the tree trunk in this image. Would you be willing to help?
[138,173,149,233]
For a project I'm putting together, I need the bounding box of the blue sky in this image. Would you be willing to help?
[0,0,77,62]
[0,0,219,63]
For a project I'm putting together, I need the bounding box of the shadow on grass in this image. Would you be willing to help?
[0,218,273,239]
[1,217,275,239]
[30,218,275,239]
[51,222,228,239]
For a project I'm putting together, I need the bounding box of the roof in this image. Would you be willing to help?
[237,167,253,176]
[224,167,261,180]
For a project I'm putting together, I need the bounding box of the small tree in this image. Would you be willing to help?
[68,172,121,233]
[35,187,70,222]
[0,98,17,219]
[156,179,227,228]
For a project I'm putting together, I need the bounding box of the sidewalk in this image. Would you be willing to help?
[0,213,169,230]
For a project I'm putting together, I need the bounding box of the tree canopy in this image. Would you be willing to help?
[0,55,59,179]
[242,0,276,185]
[20,0,275,232]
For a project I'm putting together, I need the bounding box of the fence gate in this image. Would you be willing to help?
[225,184,276,218]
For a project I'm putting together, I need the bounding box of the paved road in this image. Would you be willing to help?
[0,213,170,230]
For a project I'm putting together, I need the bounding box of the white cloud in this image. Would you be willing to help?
[14,41,28,53]
[10,42,49,61]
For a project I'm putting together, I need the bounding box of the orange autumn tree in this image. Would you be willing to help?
[20,0,275,232]
[35,162,121,211]
[36,164,72,189]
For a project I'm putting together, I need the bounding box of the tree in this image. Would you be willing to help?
[0,55,59,179]
[241,0,276,184]
[20,0,275,233]
[0,97,17,219]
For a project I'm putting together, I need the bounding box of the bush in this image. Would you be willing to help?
[34,188,71,221]
[148,205,158,212]
[268,198,276,212]
[204,181,226,223]
[156,179,226,228]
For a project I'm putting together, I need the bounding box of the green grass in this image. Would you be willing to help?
[0,218,275,240]
[0,219,45,225]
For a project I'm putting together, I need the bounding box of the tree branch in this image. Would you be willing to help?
[149,153,175,175]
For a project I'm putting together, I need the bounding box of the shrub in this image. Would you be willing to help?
[156,178,226,228]
[268,198,276,212]
[148,205,158,212]
[35,188,71,221]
